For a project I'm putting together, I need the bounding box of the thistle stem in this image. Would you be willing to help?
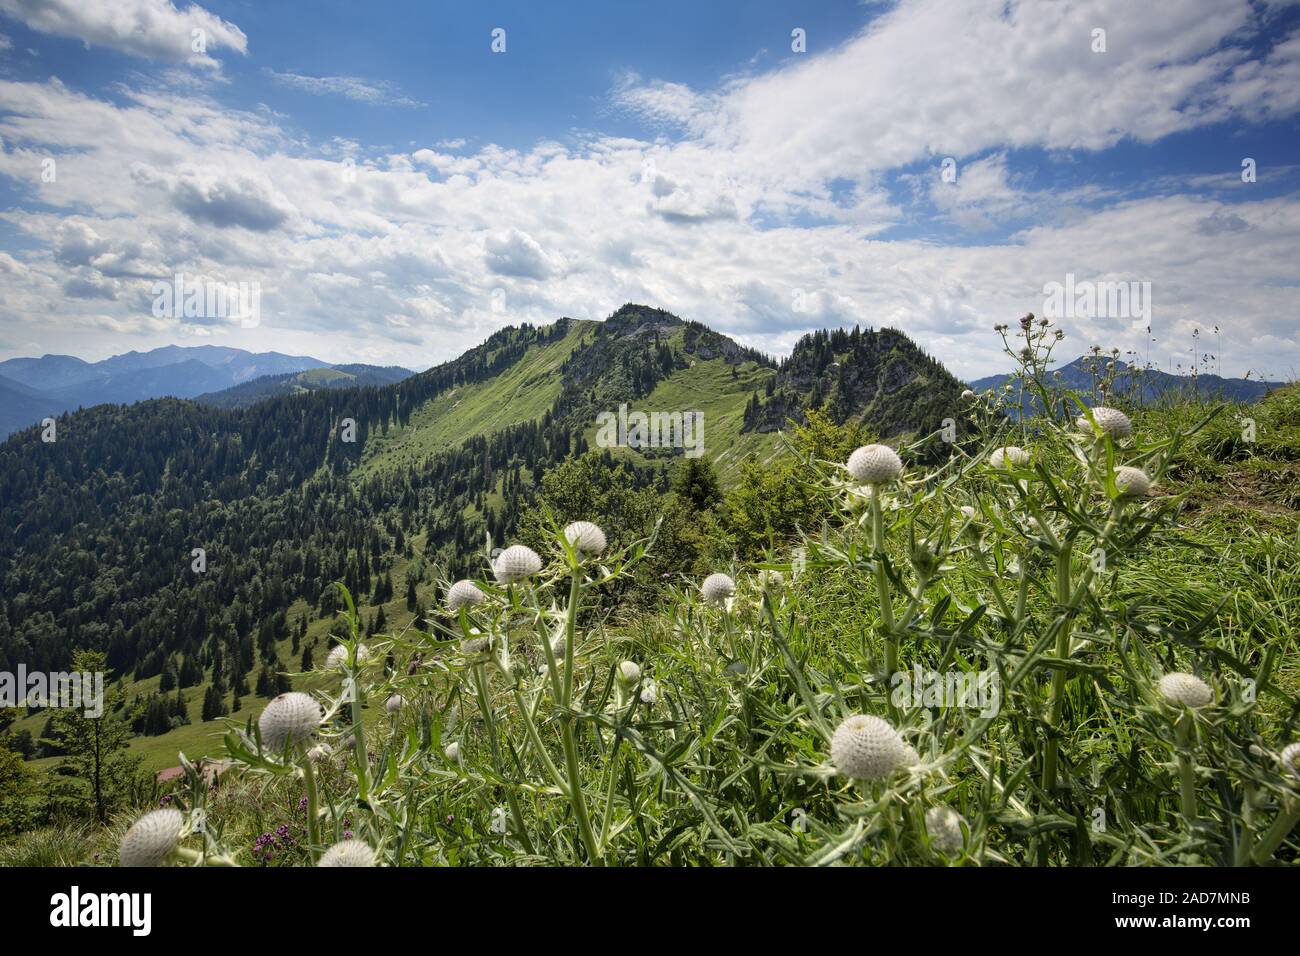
[1250,798,1300,865]
[1174,715,1198,824]
[301,755,322,862]
[870,485,897,678]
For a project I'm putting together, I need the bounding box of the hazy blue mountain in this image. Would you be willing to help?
[968,356,1283,411]
[0,345,335,436]
[195,363,415,409]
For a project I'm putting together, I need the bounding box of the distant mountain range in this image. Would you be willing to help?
[0,346,414,436]
[968,356,1284,410]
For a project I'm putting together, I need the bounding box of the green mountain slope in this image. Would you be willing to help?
[0,304,986,775]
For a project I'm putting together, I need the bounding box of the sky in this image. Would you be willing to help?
[0,0,1298,381]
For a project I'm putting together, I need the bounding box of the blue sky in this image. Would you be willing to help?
[1,0,1298,379]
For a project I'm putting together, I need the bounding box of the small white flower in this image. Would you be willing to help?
[1113,466,1152,498]
[756,569,784,588]
[259,692,323,751]
[830,714,908,781]
[444,741,461,763]
[563,521,607,556]
[493,544,543,583]
[925,806,965,855]
[446,579,486,613]
[1078,406,1133,439]
[326,644,370,671]
[846,444,904,484]
[1158,672,1214,709]
[700,572,736,604]
[616,661,641,687]
[119,808,183,867]
[989,446,1030,470]
[1280,742,1300,779]
[639,683,658,706]
[385,694,403,714]
[318,840,376,867]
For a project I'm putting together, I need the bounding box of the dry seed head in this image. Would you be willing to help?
[493,544,543,583]
[563,521,607,556]
[259,691,323,751]
[1113,466,1152,498]
[1078,406,1133,439]
[446,579,486,613]
[846,444,904,484]
[1158,672,1214,709]
[925,806,965,855]
[700,572,736,604]
[989,446,1030,470]
[119,808,184,867]
[830,714,908,781]
[318,840,377,867]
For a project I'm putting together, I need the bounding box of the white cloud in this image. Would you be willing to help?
[0,0,1297,381]
[0,0,247,69]
[265,70,427,109]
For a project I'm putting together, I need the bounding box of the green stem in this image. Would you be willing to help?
[472,662,535,854]
[1175,715,1198,824]
[1250,798,1300,865]
[301,755,322,862]
[870,485,897,678]
[557,570,602,865]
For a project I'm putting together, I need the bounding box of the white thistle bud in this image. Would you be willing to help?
[444,741,461,763]
[616,661,641,687]
[1078,406,1133,439]
[259,691,323,751]
[446,579,486,612]
[318,840,377,867]
[119,808,183,867]
[756,569,784,587]
[1158,672,1213,709]
[1113,466,1152,498]
[960,389,976,401]
[989,446,1030,470]
[493,544,543,583]
[1279,742,1300,779]
[385,694,403,714]
[846,444,904,484]
[326,644,370,671]
[900,742,921,768]
[925,806,965,855]
[307,742,333,763]
[700,572,736,604]
[640,683,658,706]
[830,714,908,781]
[563,521,607,556]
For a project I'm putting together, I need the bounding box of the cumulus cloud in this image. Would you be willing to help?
[0,0,247,69]
[0,0,1297,380]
